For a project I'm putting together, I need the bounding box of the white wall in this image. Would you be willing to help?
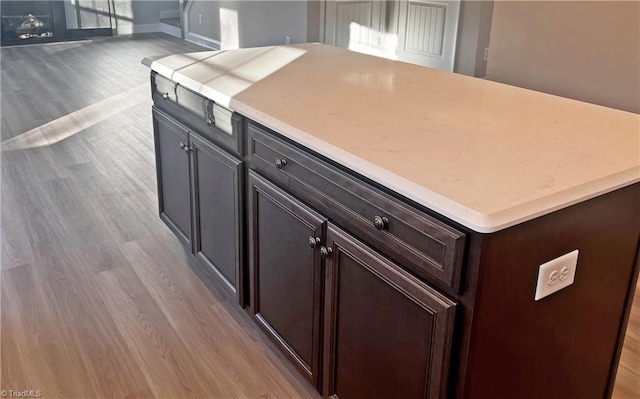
[185,0,308,49]
[112,0,180,34]
[485,1,639,113]
[454,0,493,77]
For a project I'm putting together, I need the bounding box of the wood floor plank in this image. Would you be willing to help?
[0,175,34,269]
[2,243,151,398]
[42,271,150,398]
[1,264,98,398]
[93,265,220,399]
[1,161,62,245]
[123,387,157,399]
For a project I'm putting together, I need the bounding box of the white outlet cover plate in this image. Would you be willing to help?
[534,250,579,301]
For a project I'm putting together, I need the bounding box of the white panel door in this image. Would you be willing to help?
[324,0,388,57]
[397,0,460,71]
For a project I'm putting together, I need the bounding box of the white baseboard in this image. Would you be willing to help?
[160,23,181,39]
[185,31,241,50]
[185,31,220,50]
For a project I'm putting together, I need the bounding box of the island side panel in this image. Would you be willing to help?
[465,183,640,399]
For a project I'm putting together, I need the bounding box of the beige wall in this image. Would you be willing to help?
[486,1,639,113]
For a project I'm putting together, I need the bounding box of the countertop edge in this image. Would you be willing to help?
[145,58,640,233]
[231,100,640,233]
[141,57,154,68]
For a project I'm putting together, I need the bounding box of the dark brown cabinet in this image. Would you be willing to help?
[248,171,326,389]
[245,121,461,396]
[153,108,192,247]
[322,224,457,399]
[247,170,458,397]
[153,107,244,305]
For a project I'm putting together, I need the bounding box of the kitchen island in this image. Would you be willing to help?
[143,43,640,399]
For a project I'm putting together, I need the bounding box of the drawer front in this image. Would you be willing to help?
[247,122,466,292]
[152,73,176,104]
[210,103,234,137]
[176,85,206,121]
[151,73,243,156]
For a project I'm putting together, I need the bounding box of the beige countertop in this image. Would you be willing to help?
[143,44,640,233]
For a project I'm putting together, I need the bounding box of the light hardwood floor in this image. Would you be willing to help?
[1,34,318,399]
[0,34,638,398]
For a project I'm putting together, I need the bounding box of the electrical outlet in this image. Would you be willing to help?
[483,47,489,62]
[199,14,203,25]
[285,36,291,45]
[534,250,579,301]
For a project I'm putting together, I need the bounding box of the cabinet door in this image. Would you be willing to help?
[323,224,456,399]
[153,108,192,247]
[191,133,244,305]
[248,171,326,389]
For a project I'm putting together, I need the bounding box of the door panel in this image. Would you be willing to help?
[323,223,456,399]
[325,0,386,56]
[397,0,460,71]
[191,133,243,304]
[249,171,326,388]
[153,108,192,247]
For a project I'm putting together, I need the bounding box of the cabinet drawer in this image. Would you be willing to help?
[247,122,466,292]
[152,73,176,103]
[175,85,206,120]
[151,72,243,156]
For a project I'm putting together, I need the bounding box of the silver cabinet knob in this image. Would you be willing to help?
[275,158,287,169]
[308,236,321,249]
[320,246,332,259]
[373,215,388,230]
[162,92,170,100]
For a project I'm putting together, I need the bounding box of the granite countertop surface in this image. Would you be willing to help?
[143,43,640,233]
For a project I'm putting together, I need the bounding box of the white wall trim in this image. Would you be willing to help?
[185,31,220,50]
[183,1,226,50]
[183,0,211,47]
[160,22,181,38]
[185,31,242,51]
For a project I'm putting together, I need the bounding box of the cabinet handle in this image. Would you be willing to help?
[308,236,321,249]
[179,142,186,149]
[162,92,170,100]
[206,118,214,126]
[320,246,332,259]
[373,215,389,230]
[275,158,287,169]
